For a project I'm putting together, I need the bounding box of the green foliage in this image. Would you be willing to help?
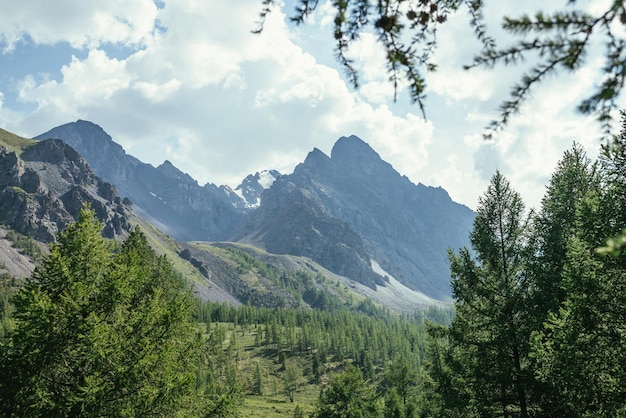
[220,246,348,310]
[283,359,303,402]
[5,122,626,416]
[253,361,264,396]
[194,299,438,415]
[256,1,626,137]
[0,208,232,417]
[0,275,16,343]
[427,131,626,416]
[293,404,305,418]
[312,365,382,418]
[528,120,626,417]
[596,228,626,256]
[527,144,599,328]
[409,305,455,326]
[197,246,392,316]
[531,236,626,416]
[444,171,532,417]
[0,128,35,155]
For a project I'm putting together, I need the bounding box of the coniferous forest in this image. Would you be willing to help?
[1,119,626,416]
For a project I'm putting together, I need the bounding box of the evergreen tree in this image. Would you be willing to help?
[283,359,302,403]
[527,144,599,326]
[443,171,531,417]
[312,365,382,418]
[380,352,423,417]
[253,361,263,396]
[524,144,600,413]
[0,209,204,416]
[530,123,626,417]
[383,387,405,418]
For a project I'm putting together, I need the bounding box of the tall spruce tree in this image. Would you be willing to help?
[523,145,600,414]
[0,208,203,417]
[530,120,626,417]
[444,171,531,417]
[527,144,599,325]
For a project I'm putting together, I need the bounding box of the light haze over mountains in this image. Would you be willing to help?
[34,120,473,301]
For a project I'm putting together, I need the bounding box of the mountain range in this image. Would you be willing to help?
[2,120,474,307]
[233,136,474,299]
[35,120,279,241]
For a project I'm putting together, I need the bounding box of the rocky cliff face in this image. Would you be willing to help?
[0,139,131,242]
[233,136,474,300]
[234,180,387,289]
[35,120,249,241]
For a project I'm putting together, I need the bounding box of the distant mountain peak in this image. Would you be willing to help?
[157,160,197,184]
[35,121,247,241]
[331,135,381,163]
[304,147,331,164]
[233,135,474,300]
[233,169,281,209]
[75,119,104,129]
[58,120,115,144]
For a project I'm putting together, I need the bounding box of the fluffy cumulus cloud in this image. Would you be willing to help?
[0,0,158,51]
[20,50,131,106]
[0,0,621,210]
[0,0,435,189]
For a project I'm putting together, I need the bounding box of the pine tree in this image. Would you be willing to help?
[444,171,531,417]
[531,124,626,417]
[0,208,203,417]
[527,144,599,327]
[524,144,600,413]
[311,365,382,418]
[253,361,263,396]
[283,359,302,403]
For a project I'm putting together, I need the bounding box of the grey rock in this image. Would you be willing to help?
[0,139,131,242]
[35,120,248,241]
[233,135,474,300]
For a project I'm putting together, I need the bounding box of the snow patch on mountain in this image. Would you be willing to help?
[233,170,281,209]
[355,259,442,310]
[258,170,278,189]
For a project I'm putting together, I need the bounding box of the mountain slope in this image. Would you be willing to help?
[0,132,131,242]
[233,135,474,300]
[33,121,473,301]
[0,125,449,312]
[34,120,248,241]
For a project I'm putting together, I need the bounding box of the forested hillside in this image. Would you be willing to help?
[1,117,625,416]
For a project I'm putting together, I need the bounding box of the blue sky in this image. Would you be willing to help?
[0,0,618,210]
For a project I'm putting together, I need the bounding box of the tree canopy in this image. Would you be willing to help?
[427,119,626,416]
[256,0,626,137]
[0,208,203,417]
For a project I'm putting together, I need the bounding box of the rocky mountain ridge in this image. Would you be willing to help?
[35,121,278,241]
[234,136,474,300]
[31,121,474,301]
[0,130,131,243]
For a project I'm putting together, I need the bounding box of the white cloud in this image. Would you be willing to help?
[0,91,21,127]
[0,0,158,51]
[132,78,182,102]
[17,50,131,113]
[0,0,621,212]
